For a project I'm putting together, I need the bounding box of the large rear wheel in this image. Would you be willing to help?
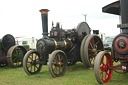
[84,34,104,68]
[7,45,27,67]
[94,51,113,84]
[49,50,67,77]
[80,35,88,67]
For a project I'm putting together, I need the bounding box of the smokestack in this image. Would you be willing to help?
[39,9,49,37]
[120,0,128,33]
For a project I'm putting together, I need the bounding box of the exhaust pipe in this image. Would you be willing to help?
[39,9,49,38]
[120,0,128,33]
[120,0,128,24]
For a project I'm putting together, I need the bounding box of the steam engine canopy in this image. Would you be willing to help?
[76,22,91,42]
[113,34,128,54]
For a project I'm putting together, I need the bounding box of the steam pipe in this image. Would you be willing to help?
[39,9,49,37]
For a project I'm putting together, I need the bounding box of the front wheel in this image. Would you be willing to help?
[94,51,113,84]
[49,50,67,77]
[23,50,42,75]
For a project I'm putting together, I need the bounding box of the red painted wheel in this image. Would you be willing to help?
[94,51,113,84]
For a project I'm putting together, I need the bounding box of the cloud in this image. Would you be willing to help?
[0,0,119,39]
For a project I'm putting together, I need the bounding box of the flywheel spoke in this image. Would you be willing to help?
[89,42,94,49]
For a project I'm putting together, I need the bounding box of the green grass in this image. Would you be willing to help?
[0,63,128,85]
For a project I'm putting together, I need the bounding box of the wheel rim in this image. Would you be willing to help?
[80,35,88,67]
[49,50,67,77]
[100,53,113,83]
[7,45,27,67]
[85,34,104,67]
[23,51,42,75]
[52,53,64,75]
[94,51,113,84]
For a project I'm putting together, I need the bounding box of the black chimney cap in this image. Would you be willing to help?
[40,9,49,14]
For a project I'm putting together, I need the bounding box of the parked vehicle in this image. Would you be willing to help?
[22,37,37,50]
[94,0,128,84]
[0,34,27,67]
[23,9,104,77]
[103,36,115,50]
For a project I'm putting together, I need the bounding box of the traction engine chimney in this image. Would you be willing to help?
[39,9,49,38]
[120,0,128,34]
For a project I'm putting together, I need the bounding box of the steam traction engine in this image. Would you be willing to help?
[23,9,103,77]
[0,34,27,67]
[94,0,128,84]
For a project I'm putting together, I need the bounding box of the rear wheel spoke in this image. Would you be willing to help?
[89,42,94,49]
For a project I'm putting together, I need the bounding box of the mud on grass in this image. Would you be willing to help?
[0,63,128,85]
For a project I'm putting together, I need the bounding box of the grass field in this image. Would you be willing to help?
[0,63,128,85]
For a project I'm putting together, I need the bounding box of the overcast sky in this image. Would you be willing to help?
[0,0,120,39]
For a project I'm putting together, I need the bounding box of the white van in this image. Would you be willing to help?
[22,37,37,49]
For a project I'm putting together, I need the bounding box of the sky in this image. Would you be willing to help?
[0,0,120,39]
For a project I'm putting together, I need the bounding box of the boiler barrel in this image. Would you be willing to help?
[36,38,73,54]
